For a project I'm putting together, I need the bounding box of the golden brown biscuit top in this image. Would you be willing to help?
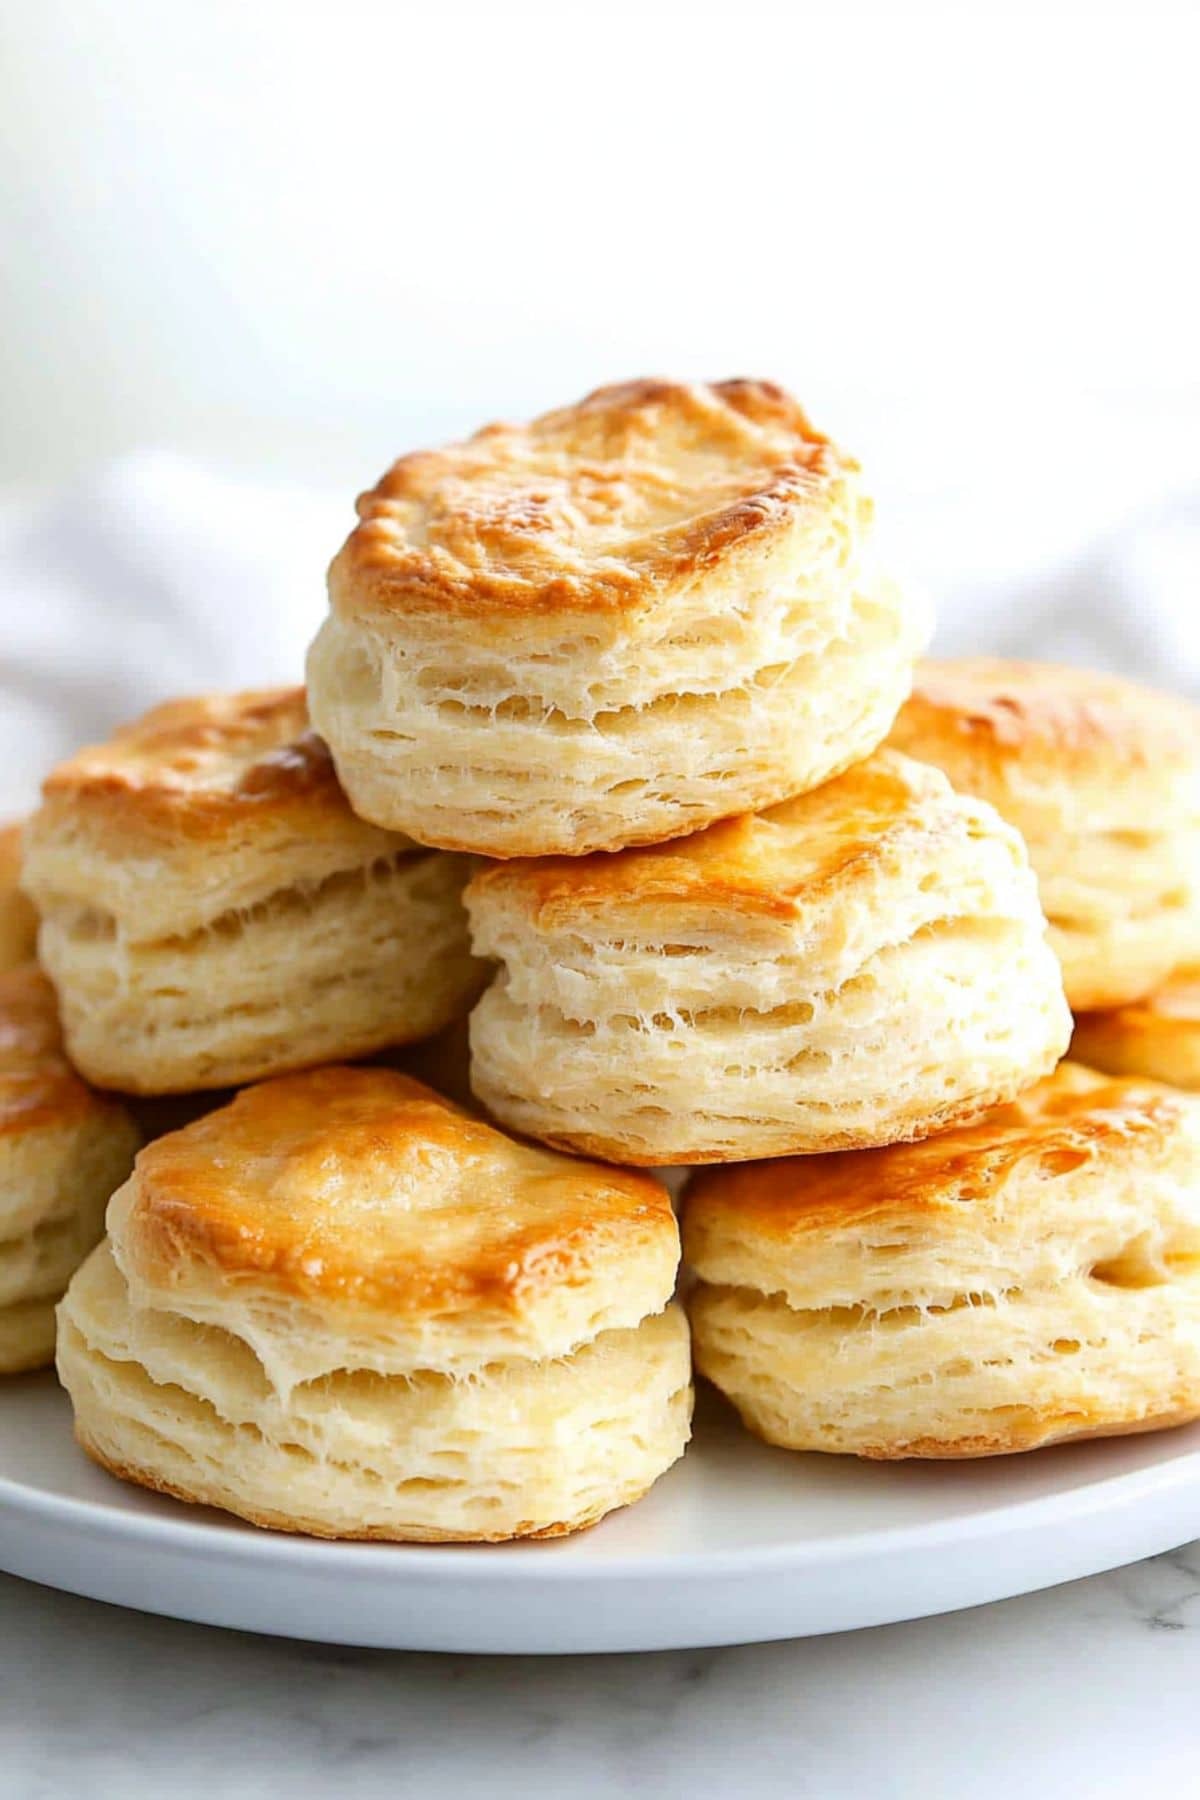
[0,820,38,971]
[685,1062,1192,1236]
[1072,968,1200,1062]
[0,964,110,1135]
[119,1066,677,1315]
[467,751,1012,925]
[1106,968,1200,1025]
[329,378,858,619]
[1077,968,1200,1034]
[0,821,23,891]
[35,688,402,847]
[890,659,1200,781]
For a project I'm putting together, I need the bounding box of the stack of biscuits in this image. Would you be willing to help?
[6,377,1200,1542]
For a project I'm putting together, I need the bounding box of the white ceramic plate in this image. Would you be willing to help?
[1,1372,1198,1653]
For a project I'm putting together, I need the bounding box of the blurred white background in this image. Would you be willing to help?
[1,0,1198,808]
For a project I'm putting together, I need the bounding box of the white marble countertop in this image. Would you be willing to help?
[2,1549,1197,1798]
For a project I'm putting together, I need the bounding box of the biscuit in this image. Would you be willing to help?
[685,1062,1200,1458]
[466,750,1070,1163]
[21,688,483,1092]
[1072,968,1200,1090]
[57,1067,691,1541]
[0,966,140,1372]
[888,659,1200,1009]
[307,379,928,857]
[0,823,37,972]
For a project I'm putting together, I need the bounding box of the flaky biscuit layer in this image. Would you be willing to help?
[888,659,1200,1009]
[23,689,482,1092]
[686,1064,1200,1456]
[309,380,927,855]
[57,1070,690,1539]
[60,1247,691,1543]
[36,844,481,1093]
[309,579,925,857]
[0,967,140,1372]
[467,752,1070,1162]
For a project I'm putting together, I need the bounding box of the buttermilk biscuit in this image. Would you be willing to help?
[466,749,1070,1164]
[1073,969,1200,1090]
[888,659,1200,1010]
[307,378,927,857]
[0,823,37,971]
[57,1066,691,1541]
[686,1063,1200,1458]
[21,688,483,1093]
[0,966,139,1372]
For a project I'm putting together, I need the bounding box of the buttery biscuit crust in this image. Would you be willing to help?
[330,379,855,620]
[0,965,141,1373]
[891,659,1199,797]
[466,750,1071,1163]
[115,1065,678,1324]
[22,691,482,1092]
[465,751,996,926]
[309,378,926,857]
[34,687,395,849]
[56,1068,691,1540]
[685,1062,1192,1246]
[685,1063,1200,1458]
[0,823,37,971]
[1072,968,1200,1090]
[0,965,116,1137]
[887,658,1200,1009]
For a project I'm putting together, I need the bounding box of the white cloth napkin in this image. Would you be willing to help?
[0,452,346,819]
[2,448,1197,822]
